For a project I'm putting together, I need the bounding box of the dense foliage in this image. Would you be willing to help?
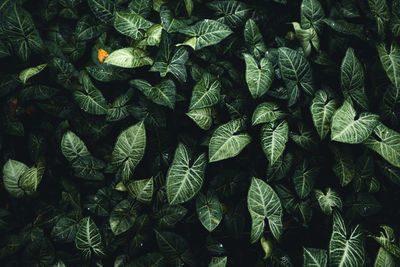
[1,0,400,266]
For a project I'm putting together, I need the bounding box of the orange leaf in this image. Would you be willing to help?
[98,48,109,63]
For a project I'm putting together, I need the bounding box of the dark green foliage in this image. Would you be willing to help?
[1,0,400,266]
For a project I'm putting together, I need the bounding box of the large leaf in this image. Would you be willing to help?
[371,225,400,259]
[88,0,114,24]
[51,217,78,243]
[19,64,47,84]
[293,160,318,199]
[331,145,356,187]
[331,101,379,144]
[2,4,43,61]
[150,46,189,83]
[206,1,251,28]
[186,107,214,130]
[111,121,146,181]
[341,48,369,110]
[126,177,154,203]
[114,11,153,40]
[303,247,327,267]
[209,119,251,162]
[104,48,153,68]
[154,205,188,228]
[301,0,325,32]
[364,122,400,167]
[166,143,207,204]
[2,159,29,198]
[106,89,134,122]
[109,199,139,235]
[374,248,396,267]
[18,160,45,195]
[314,188,342,215]
[75,217,105,259]
[252,102,285,126]
[196,192,223,232]
[368,0,390,38]
[73,74,107,115]
[267,153,293,182]
[131,79,176,109]
[244,19,266,59]
[310,90,338,140]
[179,19,233,50]
[209,256,227,267]
[243,53,274,99]
[155,230,195,266]
[247,178,283,242]
[189,73,221,110]
[377,43,400,89]
[329,211,365,267]
[261,120,289,166]
[278,47,313,106]
[75,15,105,41]
[61,131,90,162]
[129,0,152,18]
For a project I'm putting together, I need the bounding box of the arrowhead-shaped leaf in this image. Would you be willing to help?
[131,79,176,109]
[166,143,207,204]
[310,90,338,139]
[209,119,251,162]
[243,53,274,99]
[105,48,153,68]
[196,192,223,232]
[114,10,153,40]
[261,120,289,166]
[331,100,379,144]
[247,177,283,242]
[303,247,327,267]
[189,73,221,110]
[314,188,342,215]
[75,217,105,259]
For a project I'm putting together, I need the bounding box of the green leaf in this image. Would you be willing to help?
[106,89,134,122]
[267,153,293,182]
[75,216,105,259]
[391,1,400,37]
[209,256,227,267]
[150,47,189,83]
[374,248,396,267]
[73,74,107,115]
[331,145,355,187]
[154,230,195,266]
[114,10,153,40]
[261,120,289,166]
[61,131,90,162]
[105,48,153,68]
[293,160,318,199]
[209,119,251,162]
[129,0,152,18]
[300,0,325,32]
[290,22,320,57]
[131,79,176,109]
[206,1,251,28]
[322,18,365,39]
[278,47,313,106]
[75,15,105,41]
[189,73,221,110]
[290,122,319,150]
[179,19,233,50]
[329,211,365,267]
[243,53,274,99]
[51,217,78,243]
[368,0,390,38]
[111,121,146,181]
[377,42,400,89]
[71,156,105,181]
[331,101,379,144]
[160,6,187,33]
[154,204,188,228]
[109,199,139,235]
[166,143,207,204]
[18,160,45,195]
[126,177,154,203]
[247,177,283,242]
[184,0,194,16]
[2,159,28,198]
[139,24,163,46]
[303,247,327,267]
[371,225,400,259]
[3,4,43,61]
[314,188,342,215]
[252,102,285,126]
[244,19,266,59]
[341,48,369,110]
[364,122,400,167]
[19,64,47,84]
[186,107,214,130]
[196,192,223,232]
[310,90,339,140]
[88,0,114,24]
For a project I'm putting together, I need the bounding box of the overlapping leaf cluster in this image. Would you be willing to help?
[1,0,400,266]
